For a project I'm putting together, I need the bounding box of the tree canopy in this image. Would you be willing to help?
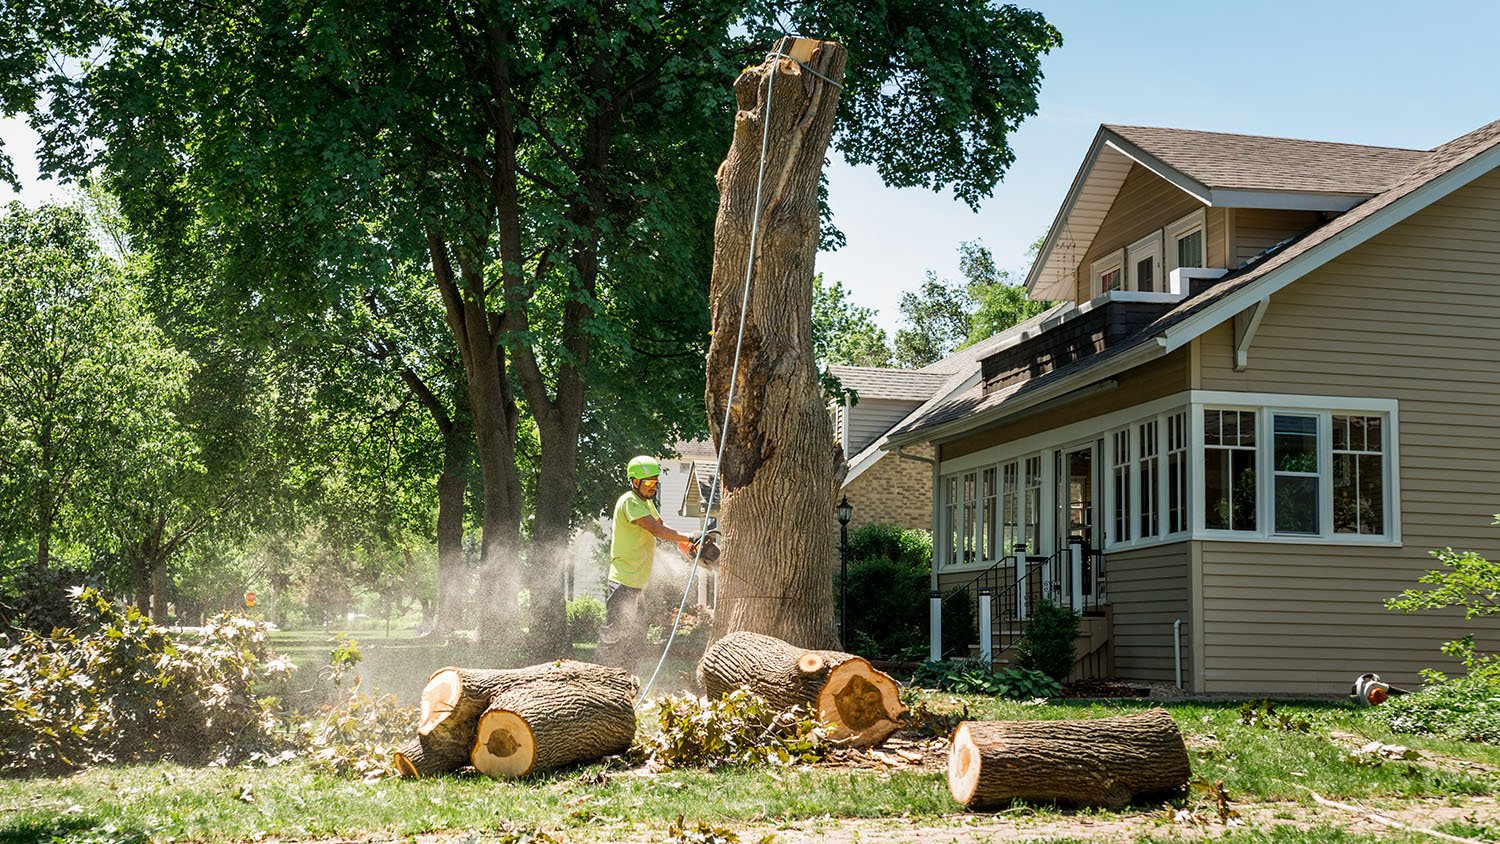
[893,239,1052,367]
[3,1,1060,648]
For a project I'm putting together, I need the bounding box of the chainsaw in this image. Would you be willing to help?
[676,529,722,567]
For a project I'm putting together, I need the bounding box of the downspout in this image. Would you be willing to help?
[1173,618,1183,690]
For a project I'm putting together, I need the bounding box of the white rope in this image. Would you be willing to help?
[637,40,791,704]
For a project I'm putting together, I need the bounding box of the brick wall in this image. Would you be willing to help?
[841,443,934,531]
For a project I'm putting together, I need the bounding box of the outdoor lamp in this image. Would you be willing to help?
[836,496,852,648]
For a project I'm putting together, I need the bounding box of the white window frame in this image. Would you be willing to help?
[1103,412,1192,552]
[1165,208,1207,276]
[1126,232,1164,294]
[1192,393,1400,546]
[935,391,1399,558]
[1090,248,1125,298]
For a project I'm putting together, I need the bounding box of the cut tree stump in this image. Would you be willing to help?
[947,709,1191,810]
[400,660,637,777]
[697,630,905,746]
[470,670,638,778]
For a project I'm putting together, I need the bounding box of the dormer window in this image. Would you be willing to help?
[1165,209,1207,275]
[1090,248,1125,296]
[1127,232,1163,293]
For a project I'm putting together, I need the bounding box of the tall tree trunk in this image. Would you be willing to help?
[432,429,469,635]
[529,416,580,658]
[704,41,848,649]
[428,231,524,647]
[151,561,168,624]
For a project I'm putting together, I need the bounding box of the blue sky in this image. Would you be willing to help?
[5,1,1499,333]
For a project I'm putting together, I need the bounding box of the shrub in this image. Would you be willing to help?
[911,659,1060,699]
[1377,673,1500,745]
[1386,523,1500,683]
[1016,597,1080,681]
[839,523,938,660]
[567,595,606,644]
[0,587,293,775]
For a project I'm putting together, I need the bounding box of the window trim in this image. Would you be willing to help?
[1103,410,1192,552]
[1127,232,1163,293]
[1165,208,1207,276]
[1089,248,1126,298]
[1191,394,1400,546]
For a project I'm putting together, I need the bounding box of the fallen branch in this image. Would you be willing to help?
[1285,782,1486,844]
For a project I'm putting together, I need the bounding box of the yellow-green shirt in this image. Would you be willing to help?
[610,491,661,588]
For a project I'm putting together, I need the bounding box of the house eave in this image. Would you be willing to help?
[885,337,1168,450]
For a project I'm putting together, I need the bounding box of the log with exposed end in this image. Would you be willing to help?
[947,709,1191,810]
[392,736,458,778]
[697,630,905,746]
[415,661,638,776]
[470,671,637,778]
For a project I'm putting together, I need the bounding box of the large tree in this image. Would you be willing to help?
[812,274,892,368]
[0,203,192,575]
[6,0,1059,652]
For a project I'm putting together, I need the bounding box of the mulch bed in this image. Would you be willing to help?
[1059,678,1151,698]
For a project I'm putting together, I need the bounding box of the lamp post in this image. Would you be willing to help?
[836,496,853,648]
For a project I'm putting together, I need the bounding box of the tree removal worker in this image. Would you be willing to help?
[597,455,699,671]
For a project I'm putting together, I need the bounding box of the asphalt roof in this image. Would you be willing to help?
[893,117,1500,440]
[826,366,949,402]
[1106,124,1428,195]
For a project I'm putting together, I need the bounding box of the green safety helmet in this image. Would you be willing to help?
[627,455,661,481]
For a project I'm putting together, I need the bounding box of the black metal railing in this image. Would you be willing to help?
[937,544,1108,662]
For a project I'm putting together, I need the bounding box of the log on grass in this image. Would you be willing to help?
[947,709,1191,810]
[697,630,905,746]
[414,660,638,776]
[470,672,638,778]
[392,736,454,778]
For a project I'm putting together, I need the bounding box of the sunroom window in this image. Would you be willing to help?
[1333,415,1385,535]
[1204,409,1257,531]
[1273,414,1319,535]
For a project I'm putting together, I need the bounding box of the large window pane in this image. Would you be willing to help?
[1273,414,1319,535]
[1167,412,1188,533]
[1274,475,1319,534]
[1024,456,1042,555]
[1139,420,1160,538]
[1111,430,1131,543]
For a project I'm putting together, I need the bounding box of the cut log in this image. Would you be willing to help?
[415,661,637,776]
[470,671,638,778]
[697,630,905,746]
[392,736,457,778]
[947,709,1191,810]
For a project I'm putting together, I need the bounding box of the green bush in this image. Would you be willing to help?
[0,587,293,775]
[1016,598,1080,681]
[839,524,935,660]
[1377,674,1500,744]
[567,594,606,644]
[911,659,1060,699]
[940,586,976,660]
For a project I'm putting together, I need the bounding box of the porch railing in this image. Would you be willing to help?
[931,542,1107,663]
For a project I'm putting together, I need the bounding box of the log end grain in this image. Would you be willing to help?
[797,652,825,673]
[817,657,906,747]
[471,709,537,778]
[417,667,462,736]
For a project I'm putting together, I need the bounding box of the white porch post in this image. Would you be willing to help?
[929,590,943,662]
[977,587,993,664]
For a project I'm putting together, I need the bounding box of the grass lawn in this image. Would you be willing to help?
[3,693,1497,844]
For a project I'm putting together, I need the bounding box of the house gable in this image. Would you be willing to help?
[1185,165,1500,694]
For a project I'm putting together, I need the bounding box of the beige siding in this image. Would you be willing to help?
[1072,165,1210,303]
[847,398,922,455]
[1107,542,1191,684]
[942,350,1190,461]
[1193,166,1500,695]
[1232,208,1325,266]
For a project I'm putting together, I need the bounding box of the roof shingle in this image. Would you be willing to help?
[1106,124,1428,195]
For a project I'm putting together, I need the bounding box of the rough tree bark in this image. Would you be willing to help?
[397,660,637,778]
[704,38,848,650]
[698,631,905,746]
[947,709,1192,809]
[470,670,637,778]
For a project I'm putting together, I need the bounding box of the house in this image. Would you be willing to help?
[884,119,1500,696]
